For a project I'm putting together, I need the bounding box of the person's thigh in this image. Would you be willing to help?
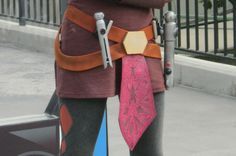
[130,92,165,156]
[59,98,107,156]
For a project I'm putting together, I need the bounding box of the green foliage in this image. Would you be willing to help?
[200,0,234,9]
[200,0,212,9]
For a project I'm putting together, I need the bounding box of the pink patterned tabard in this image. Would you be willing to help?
[119,55,157,150]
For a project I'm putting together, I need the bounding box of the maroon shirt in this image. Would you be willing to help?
[55,0,167,98]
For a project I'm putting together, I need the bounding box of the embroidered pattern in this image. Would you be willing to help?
[119,55,157,150]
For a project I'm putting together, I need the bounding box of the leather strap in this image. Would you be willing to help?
[55,33,161,71]
[65,5,154,43]
[55,5,162,72]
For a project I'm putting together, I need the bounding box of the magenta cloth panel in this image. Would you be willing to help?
[119,55,157,150]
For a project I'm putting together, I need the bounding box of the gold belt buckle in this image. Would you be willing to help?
[123,31,148,55]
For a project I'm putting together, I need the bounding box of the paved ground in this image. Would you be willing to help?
[0,43,236,156]
[0,42,54,118]
[107,87,236,156]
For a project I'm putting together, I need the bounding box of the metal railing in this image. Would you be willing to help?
[157,0,236,60]
[0,0,61,27]
[1,0,236,60]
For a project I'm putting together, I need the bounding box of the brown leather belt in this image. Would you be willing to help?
[55,5,162,72]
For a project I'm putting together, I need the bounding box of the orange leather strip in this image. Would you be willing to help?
[57,5,162,71]
[144,43,162,58]
[55,33,125,71]
[65,5,96,32]
[65,5,154,43]
[55,33,162,72]
[109,26,128,43]
[141,25,155,41]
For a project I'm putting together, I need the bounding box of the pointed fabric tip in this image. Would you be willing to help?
[119,111,157,151]
[119,55,157,151]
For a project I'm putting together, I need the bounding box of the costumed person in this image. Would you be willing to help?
[54,0,171,155]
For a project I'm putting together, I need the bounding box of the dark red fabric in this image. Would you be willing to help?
[55,0,166,98]
[60,139,67,154]
[119,0,170,9]
[60,105,73,135]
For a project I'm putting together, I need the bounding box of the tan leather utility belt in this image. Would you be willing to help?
[55,5,162,72]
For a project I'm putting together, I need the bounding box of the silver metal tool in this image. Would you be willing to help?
[94,12,113,69]
[163,11,178,88]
